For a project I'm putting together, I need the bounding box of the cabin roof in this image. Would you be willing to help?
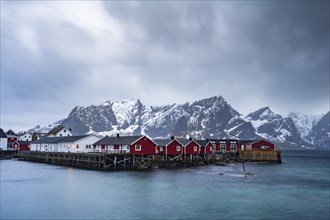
[0,129,7,138]
[239,140,259,144]
[31,135,89,144]
[195,140,209,146]
[46,125,71,136]
[94,135,144,145]
[154,139,172,146]
[175,139,191,146]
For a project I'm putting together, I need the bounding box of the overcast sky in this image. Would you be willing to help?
[1,1,329,132]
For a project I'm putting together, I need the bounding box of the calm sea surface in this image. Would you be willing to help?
[1,150,329,220]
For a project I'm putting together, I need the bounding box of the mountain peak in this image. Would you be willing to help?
[246,106,275,120]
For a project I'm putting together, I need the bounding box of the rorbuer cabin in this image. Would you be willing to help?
[239,139,275,151]
[94,134,158,155]
[209,139,239,153]
[11,141,30,151]
[155,139,183,156]
[195,140,213,155]
[176,138,201,155]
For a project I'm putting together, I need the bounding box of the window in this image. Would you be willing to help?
[60,134,62,137]
[76,144,79,149]
[64,130,66,133]
[122,145,129,150]
[220,144,226,151]
[230,144,237,151]
[210,147,213,152]
[176,146,181,151]
[135,144,141,151]
[194,146,197,152]
[160,146,163,151]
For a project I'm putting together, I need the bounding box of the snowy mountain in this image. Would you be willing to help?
[288,112,323,138]
[28,95,329,150]
[305,112,330,149]
[245,107,313,149]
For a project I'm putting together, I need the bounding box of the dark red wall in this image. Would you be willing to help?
[185,141,200,155]
[166,140,183,155]
[252,140,275,151]
[130,136,157,155]
[202,142,213,155]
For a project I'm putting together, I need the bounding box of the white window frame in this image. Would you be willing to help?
[194,146,197,152]
[160,146,163,152]
[135,144,141,151]
[230,144,237,151]
[176,146,181,151]
[220,144,226,151]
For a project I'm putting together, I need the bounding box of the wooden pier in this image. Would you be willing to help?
[16,151,214,170]
[2,150,282,171]
[238,150,281,163]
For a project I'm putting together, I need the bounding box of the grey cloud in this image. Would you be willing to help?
[1,1,329,131]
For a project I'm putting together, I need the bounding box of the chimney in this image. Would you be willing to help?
[171,136,174,140]
[206,138,209,142]
[117,133,120,138]
[189,137,192,141]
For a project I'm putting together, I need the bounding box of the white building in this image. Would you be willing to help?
[46,125,73,137]
[18,133,33,142]
[30,135,100,153]
[0,128,8,150]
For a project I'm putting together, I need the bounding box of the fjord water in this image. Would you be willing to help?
[1,151,329,220]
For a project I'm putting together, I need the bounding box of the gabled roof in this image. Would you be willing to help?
[239,139,273,145]
[56,135,90,143]
[175,138,201,147]
[0,129,7,138]
[30,135,90,144]
[31,137,64,144]
[154,139,172,147]
[153,139,183,147]
[13,140,30,145]
[175,138,191,146]
[239,140,259,144]
[94,135,144,145]
[46,125,71,136]
[195,140,210,147]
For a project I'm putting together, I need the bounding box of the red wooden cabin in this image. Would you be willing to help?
[11,141,30,151]
[94,134,158,155]
[155,139,183,155]
[184,140,201,155]
[209,139,239,152]
[196,140,214,155]
[240,139,275,151]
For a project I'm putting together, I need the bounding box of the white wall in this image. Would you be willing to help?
[71,135,101,153]
[30,135,100,153]
[55,135,100,153]
[18,134,32,141]
[0,138,8,150]
[56,128,72,137]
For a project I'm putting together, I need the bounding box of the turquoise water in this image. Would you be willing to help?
[1,150,329,220]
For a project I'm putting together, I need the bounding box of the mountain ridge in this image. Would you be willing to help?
[28,95,329,150]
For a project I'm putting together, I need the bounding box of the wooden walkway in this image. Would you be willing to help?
[8,150,282,171]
